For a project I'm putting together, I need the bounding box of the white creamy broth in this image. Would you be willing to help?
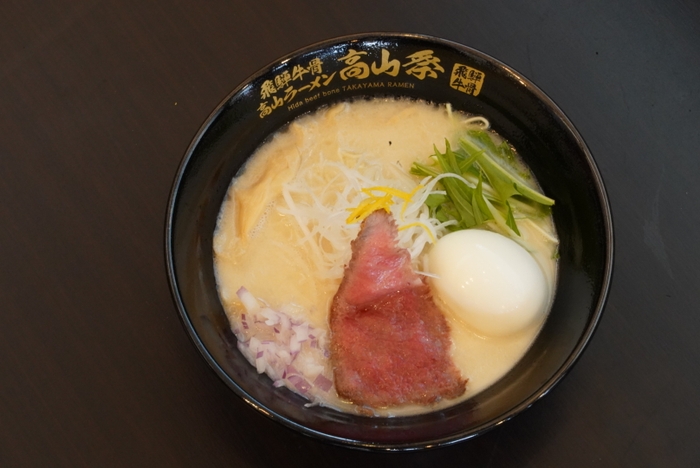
[213,98,558,416]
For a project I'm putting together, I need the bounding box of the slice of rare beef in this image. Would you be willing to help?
[330,209,466,408]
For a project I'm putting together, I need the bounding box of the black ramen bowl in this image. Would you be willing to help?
[165,33,613,450]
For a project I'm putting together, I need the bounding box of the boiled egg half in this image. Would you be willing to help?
[428,229,548,337]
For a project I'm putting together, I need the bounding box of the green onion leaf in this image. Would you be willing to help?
[410,128,555,240]
[505,201,521,236]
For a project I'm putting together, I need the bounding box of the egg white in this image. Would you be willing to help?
[428,229,548,337]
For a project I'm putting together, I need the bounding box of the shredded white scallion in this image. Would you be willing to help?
[277,153,452,280]
[462,116,490,129]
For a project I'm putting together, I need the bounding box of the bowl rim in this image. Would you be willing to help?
[165,31,614,451]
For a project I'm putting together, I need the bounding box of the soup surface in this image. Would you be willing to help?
[213,98,558,416]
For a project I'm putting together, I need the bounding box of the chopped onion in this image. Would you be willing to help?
[232,288,335,405]
[313,374,333,393]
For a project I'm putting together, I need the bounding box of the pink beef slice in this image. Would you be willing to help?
[330,210,466,408]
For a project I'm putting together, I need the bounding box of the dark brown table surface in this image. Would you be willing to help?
[2,1,699,466]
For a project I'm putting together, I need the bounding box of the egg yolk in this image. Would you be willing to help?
[428,229,548,337]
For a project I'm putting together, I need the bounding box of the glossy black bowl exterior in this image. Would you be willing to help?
[165,33,613,450]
